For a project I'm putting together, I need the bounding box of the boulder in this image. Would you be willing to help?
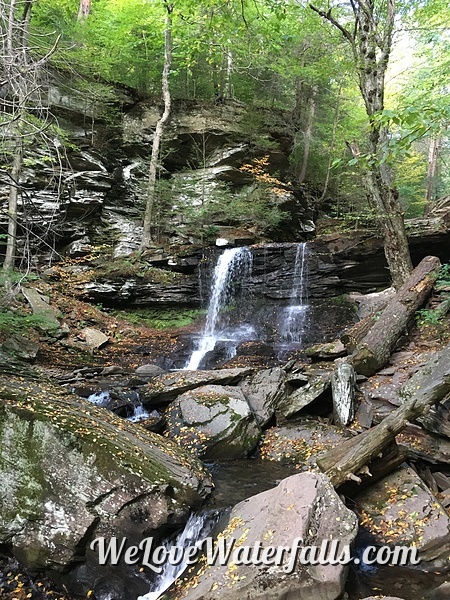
[135,363,166,376]
[240,367,286,426]
[139,368,253,405]
[1,334,39,362]
[170,472,358,600]
[166,385,261,459]
[0,373,212,582]
[277,370,331,421]
[354,466,450,569]
[81,327,109,351]
[259,421,350,465]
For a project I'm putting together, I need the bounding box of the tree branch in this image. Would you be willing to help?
[309,4,355,45]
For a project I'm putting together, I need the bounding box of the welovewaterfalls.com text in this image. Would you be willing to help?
[90,537,420,574]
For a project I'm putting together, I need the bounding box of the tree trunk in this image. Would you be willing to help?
[3,136,23,272]
[298,85,317,184]
[319,85,341,203]
[350,255,440,376]
[77,0,91,21]
[141,5,172,250]
[310,0,413,289]
[425,136,440,204]
[316,341,450,487]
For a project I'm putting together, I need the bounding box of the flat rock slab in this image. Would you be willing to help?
[170,472,358,600]
[259,421,351,465]
[354,466,450,567]
[139,368,253,405]
[166,385,261,459]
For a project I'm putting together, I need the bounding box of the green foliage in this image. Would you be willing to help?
[110,307,204,330]
[437,263,450,288]
[94,256,183,284]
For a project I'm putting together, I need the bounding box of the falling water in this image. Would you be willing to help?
[185,247,253,370]
[138,511,220,600]
[281,242,309,344]
[127,402,152,423]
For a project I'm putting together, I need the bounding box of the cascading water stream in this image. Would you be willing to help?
[281,242,309,344]
[138,511,220,600]
[185,247,253,370]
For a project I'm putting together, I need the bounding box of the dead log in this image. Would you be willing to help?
[332,361,356,426]
[350,255,441,376]
[316,342,450,487]
[340,314,376,353]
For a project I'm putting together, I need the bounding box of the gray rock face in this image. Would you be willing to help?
[240,367,287,426]
[172,472,358,600]
[166,384,261,459]
[0,375,212,573]
[354,466,450,569]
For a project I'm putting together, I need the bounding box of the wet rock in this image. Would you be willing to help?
[354,466,450,569]
[171,471,358,600]
[139,368,253,406]
[0,373,212,575]
[240,367,287,427]
[135,363,166,376]
[277,370,331,421]
[259,420,350,465]
[166,384,261,459]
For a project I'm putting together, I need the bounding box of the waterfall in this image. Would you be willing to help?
[138,511,220,600]
[185,247,253,370]
[127,402,151,423]
[281,242,309,344]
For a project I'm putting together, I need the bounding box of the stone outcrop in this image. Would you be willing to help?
[169,471,358,600]
[165,385,261,459]
[0,366,212,593]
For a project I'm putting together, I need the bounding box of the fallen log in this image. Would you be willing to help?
[316,342,450,487]
[341,314,376,353]
[350,255,441,376]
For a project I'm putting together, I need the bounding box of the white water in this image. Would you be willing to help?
[86,391,110,406]
[138,512,218,600]
[281,242,309,343]
[127,403,151,423]
[185,247,253,370]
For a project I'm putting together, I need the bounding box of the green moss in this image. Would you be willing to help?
[111,307,204,330]
[93,256,184,285]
